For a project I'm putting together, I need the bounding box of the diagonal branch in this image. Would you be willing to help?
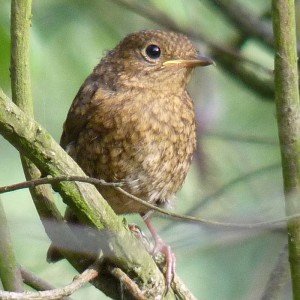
[207,0,300,56]
[7,2,180,298]
[207,0,274,47]
[260,244,290,300]
[0,90,180,298]
[9,3,97,295]
[0,264,98,300]
[111,0,274,99]
[20,266,72,300]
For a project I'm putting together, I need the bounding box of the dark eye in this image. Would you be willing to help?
[145,44,161,59]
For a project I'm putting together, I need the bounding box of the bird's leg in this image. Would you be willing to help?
[141,213,176,291]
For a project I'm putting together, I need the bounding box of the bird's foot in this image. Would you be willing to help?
[128,224,152,249]
[142,216,176,292]
[128,222,175,292]
[152,235,176,292]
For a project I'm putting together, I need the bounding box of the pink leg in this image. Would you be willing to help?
[142,214,176,291]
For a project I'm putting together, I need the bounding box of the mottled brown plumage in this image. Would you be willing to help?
[61,30,212,214]
[48,30,213,286]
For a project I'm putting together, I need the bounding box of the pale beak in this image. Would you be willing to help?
[163,55,215,68]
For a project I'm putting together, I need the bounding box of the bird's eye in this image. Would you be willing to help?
[145,44,161,60]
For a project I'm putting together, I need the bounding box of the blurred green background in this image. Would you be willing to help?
[0,0,292,299]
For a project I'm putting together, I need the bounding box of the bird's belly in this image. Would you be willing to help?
[70,95,196,214]
[72,130,194,214]
[95,147,191,214]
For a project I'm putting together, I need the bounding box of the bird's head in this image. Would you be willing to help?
[98,30,214,92]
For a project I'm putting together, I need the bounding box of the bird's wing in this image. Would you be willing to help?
[60,74,104,149]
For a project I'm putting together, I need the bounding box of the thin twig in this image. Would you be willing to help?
[114,185,288,229]
[0,174,293,229]
[160,163,282,234]
[0,264,98,300]
[204,131,278,145]
[187,163,281,212]
[108,266,147,300]
[0,175,121,194]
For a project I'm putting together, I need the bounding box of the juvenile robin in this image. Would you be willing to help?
[48,30,213,288]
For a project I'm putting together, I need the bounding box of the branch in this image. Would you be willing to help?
[212,47,274,99]
[0,90,180,298]
[20,266,72,300]
[10,0,63,255]
[8,5,171,296]
[0,264,98,300]
[207,0,273,47]
[272,0,300,298]
[0,199,23,292]
[207,0,300,56]
[9,3,96,296]
[108,267,147,300]
[0,174,293,230]
[186,163,281,213]
[204,131,278,145]
[128,225,198,300]
[0,176,121,194]
[111,0,274,99]
[10,0,33,114]
[260,244,290,300]
[172,274,197,300]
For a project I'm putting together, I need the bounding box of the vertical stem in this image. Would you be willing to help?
[272,0,300,298]
[10,0,64,242]
[10,0,68,291]
[3,0,35,292]
[10,0,33,114]
[0,199,23,291]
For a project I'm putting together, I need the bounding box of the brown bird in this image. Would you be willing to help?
[48,30,213,288]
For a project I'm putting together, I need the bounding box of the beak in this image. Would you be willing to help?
[163,55,215,68]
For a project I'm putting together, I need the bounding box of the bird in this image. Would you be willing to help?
[47,29,213,289]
